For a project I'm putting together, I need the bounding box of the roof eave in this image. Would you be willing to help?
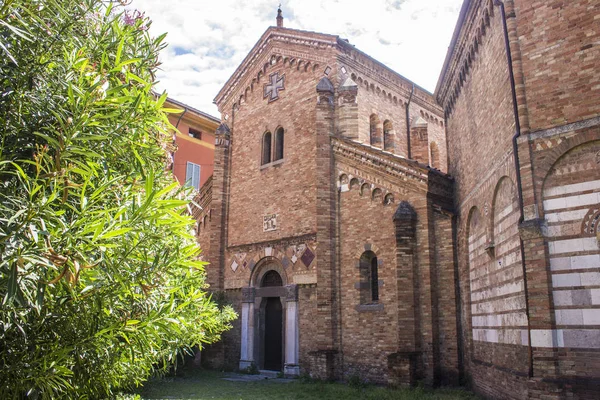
[434,0,471,101]
[165,97,221,123]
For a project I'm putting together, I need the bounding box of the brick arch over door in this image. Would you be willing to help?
[541,140,600,350]
[249,256,288,288]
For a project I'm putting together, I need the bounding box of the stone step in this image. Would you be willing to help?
[258,370,280,378]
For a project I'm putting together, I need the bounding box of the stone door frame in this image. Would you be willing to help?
[239,258,300,375]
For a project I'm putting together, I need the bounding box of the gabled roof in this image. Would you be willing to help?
[213,26,338,108]
[213,24,442,114]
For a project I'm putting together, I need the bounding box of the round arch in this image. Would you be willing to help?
[249,256,287,288]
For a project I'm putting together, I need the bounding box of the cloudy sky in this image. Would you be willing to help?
[129,0,464,117]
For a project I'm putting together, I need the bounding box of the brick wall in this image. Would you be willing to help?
[445,6,515,205]
[297,284,318,373]
[514,0,600,132]
[334,138,457,385]
[438,0,600,397]
[337,169,401,383]
[438,0,530,396]
[225,60,324,248]
[338,58,447,172]
[432,211,460,386]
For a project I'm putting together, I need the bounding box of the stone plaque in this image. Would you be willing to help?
[263,214,278,232]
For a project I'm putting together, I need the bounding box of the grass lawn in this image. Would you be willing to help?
[135,369,479,400]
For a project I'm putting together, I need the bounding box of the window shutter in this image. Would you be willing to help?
[193,164,200,189]
[186,162,194,187]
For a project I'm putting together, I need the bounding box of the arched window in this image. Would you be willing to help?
[262,131,272,165]
[359,251,379,304]
[383,120,394,151]
[274,127,284,161]
[369,114,379,146]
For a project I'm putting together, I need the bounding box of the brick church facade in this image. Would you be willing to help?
[194,1,600,398]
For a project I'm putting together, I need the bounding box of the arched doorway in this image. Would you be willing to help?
[261,270,283,371]
[239,259,299,376]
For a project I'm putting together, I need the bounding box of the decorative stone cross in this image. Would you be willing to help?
[264,72,285,103]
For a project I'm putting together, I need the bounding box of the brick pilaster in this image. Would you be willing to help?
[410,125,429,165]
[207,122,231,291]
[313,77,338,379]
[388,201,420,386]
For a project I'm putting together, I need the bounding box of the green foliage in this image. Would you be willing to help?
[347,373,368,389]
[0,1,236,398]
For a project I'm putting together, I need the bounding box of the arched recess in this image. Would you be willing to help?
[372,188,383,202]
[541,141,600,341]
[360,183,370,196]
[490,177,526,344]
[465,206,486,348]
[339,174,349,185]
[383,120,394,152]
[534,137,600,214]
[262,131,272,165]
[430,142,440,169]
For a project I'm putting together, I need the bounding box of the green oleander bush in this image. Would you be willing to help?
[0,1,235,398]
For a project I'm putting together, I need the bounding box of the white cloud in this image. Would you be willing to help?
[129,0,464,117]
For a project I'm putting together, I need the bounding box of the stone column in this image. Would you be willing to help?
[239,287,255,370]
[284,284,300,376]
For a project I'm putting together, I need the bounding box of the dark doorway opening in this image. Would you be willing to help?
[263,297,283,371]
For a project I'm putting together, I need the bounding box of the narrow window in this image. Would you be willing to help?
[383,120,394,151]
[262,131,272,165]
[369,114,378,146]
[371,256,379,302]
[185,161,201,189]
[369,114,382,147]
[359,251,379,304]
[274,127,284,161]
